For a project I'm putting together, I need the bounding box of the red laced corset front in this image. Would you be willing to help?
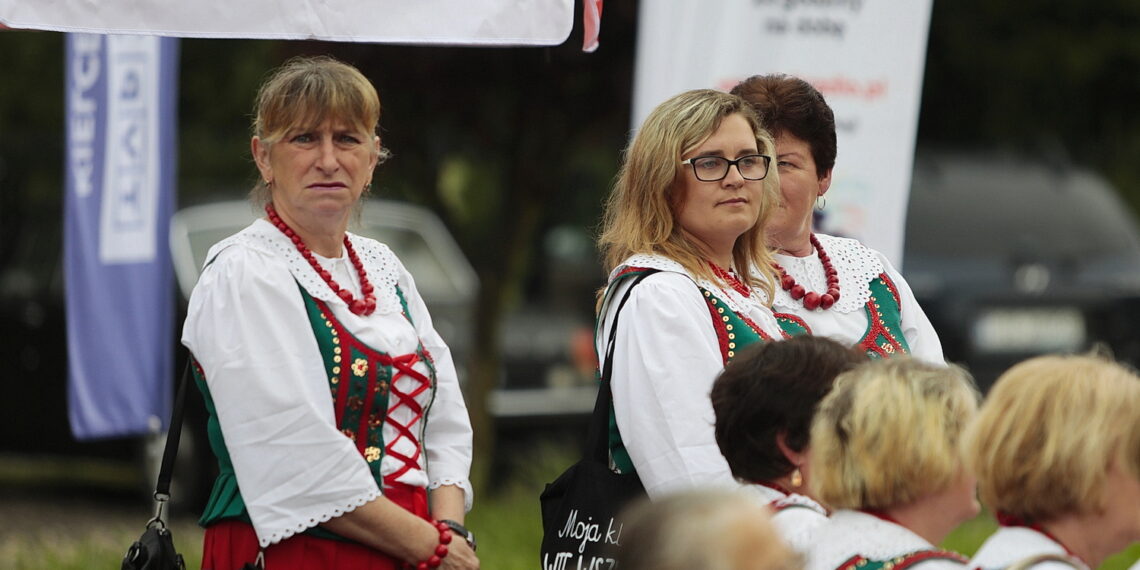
[376,352,431,487]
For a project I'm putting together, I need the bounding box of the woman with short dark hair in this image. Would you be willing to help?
[711,335,863,547]
[731,75,941,362]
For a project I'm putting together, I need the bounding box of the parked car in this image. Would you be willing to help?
[903,148,1140,391]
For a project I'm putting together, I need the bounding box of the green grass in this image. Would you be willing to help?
[0,516,204,570]
[3,445,1138,570]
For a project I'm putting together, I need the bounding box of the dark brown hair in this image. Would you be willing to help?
[731,74,836,178]
[711,336,863,483]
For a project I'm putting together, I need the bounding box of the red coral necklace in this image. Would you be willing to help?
[266,204,377,316]
[708,261,751,297]
[772,233,840,311]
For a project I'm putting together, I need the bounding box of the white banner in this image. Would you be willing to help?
[100,36,162,263]
[632,0,933,265]
[0,0,573,45]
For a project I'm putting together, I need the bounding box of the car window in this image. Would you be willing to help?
[351,222,464,302]
[905,152,1140,283]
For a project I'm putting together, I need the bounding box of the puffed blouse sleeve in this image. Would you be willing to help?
[181,245,380,547]
[599,272,742,499]
[878,252,945,365]
[394,256,475,511]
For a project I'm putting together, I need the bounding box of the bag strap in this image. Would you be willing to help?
[147,359,191,530]
[588,269,660,463]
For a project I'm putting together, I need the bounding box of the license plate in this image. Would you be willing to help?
[971,308,1086,353]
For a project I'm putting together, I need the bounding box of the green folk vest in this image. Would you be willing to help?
[193,283,434,540]
[775,273,912,358]
[836,550,967,570]
[601,268,780,474]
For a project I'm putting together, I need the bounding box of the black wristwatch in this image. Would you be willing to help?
[439,519,476,551]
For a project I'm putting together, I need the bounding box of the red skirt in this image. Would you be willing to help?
[201,485,429,570]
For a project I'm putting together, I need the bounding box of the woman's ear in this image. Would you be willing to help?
[370,135,382,171]
[775,431,806,467]
[252,136,272,182]
[818,168,834,196]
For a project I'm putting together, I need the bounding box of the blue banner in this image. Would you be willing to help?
[64,34,179,439]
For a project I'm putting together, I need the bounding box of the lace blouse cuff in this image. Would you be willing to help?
[254,487,382,548]
[429,477,474,512]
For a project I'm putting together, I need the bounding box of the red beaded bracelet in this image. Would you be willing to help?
[405,521,452,569]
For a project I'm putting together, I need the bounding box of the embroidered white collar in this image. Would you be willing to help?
[611,253,777,322]
[772,233,884,314]
[209,218,404,315]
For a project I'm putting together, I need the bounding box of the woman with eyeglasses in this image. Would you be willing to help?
[595,89,786,498]
[731,75,942,362]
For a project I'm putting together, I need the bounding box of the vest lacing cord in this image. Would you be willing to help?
[380,352,431,487]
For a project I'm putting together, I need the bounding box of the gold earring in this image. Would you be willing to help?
[791,468,803,488]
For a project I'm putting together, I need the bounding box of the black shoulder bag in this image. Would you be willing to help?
[539,269,658,569]
[122,363,189,570]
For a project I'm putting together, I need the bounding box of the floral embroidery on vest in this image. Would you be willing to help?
[301,284,437,487]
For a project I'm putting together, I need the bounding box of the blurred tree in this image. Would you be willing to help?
[919,0,1140,209]
[5,0,1140,492]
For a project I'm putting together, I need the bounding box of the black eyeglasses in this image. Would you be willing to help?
[680,154,772,182]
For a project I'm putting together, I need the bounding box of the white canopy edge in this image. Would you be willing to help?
[0,0,574,45]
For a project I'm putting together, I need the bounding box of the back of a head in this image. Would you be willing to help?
[730,74,836,178]
[614,489,801,570]
[712,336,864,483]
[809,356,980,509]
[963,353,1140,521]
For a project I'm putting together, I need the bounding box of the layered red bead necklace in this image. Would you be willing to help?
[708,261,751,297]
[772,233,841,311]
[266,204,377,316]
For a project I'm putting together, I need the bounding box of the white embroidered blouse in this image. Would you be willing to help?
[804,510,967,570]
[969,527,1090,570]
[772,233,944,364]
[750,484,829,553]
[595,254,785,499]
[181,218,473,547]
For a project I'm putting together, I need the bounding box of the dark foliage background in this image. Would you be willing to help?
[2,0,1138,484]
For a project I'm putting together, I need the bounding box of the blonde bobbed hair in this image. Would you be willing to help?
[249,55,389,208]
[597,89,779,300]
[810,356,980,509]
[962,353,1140,521]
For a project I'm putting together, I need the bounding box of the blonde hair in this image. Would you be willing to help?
[963,354,1140,521]
[810,357,980,509]
[597,89,779,301]
[614,489,801,570]
[249,55,388,207]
